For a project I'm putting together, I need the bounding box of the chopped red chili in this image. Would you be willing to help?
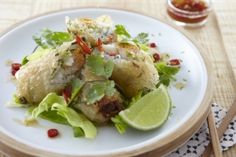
[169,59,181,66]
[97,38,103,52]
[47,129,59,138]
[11,63,21,76]
[153,53,160,62]
[150,43,157,48]
[76,36,91,54]
[62,85,72,103]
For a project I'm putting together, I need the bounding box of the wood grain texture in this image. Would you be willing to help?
[0,0,235,156]
[207,109,222,157]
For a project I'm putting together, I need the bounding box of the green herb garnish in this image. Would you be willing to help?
[155,62,180,86]
[86,54,114,79]
[81,81,116,105]
[33,29,72,49]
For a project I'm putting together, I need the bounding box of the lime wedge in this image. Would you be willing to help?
[119,85,171,130]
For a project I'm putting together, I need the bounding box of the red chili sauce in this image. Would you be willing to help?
[167,0,209,23]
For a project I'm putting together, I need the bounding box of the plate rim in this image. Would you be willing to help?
[0,7,214,157]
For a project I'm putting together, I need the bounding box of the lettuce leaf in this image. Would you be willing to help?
[73,127,84,137]
[86,54,114,79]
[111,115,127,134]
[31,93,97,138]
[31,93,66,119]
[40,110,68,125]
[51,103,97,139]
[39,109,85,137]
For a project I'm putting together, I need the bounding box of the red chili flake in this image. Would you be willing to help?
[106,35,113,43]
[11,63,21,76]
[62,86,72,103]
[76,36,91,54]
[47,129,59,138]
[153,53,160,62]
[97,38,103,52]
[169,59,181,66]
[150,43,157,48]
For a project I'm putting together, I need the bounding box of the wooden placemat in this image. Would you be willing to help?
[0,0,236,156]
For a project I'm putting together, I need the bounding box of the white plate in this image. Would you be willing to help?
[0,8,212,157]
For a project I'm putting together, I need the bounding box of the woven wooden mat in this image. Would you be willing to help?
[0,0,235,156]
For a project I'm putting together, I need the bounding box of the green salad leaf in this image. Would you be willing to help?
[81,81,116,105]
[33,29,72,49]
[31,93,97,138]
[31,93,66,119]
[73,127,85,137]
[39,109,85,137]
[86,54,114,79]
[51,103,97,139]
[114,25,134,44]
[40,110,68,125]
[111,115,127,134]
[155,62,180,86]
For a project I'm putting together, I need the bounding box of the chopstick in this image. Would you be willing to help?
[207,109,223,157]
[202,98,236,157]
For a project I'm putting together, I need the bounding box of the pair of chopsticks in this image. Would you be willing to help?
[203,98,236,157]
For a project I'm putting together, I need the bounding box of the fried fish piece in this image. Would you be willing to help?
[66,15,113,46]
[111,45,159,98]
[15,43,85,104]
[73,64,124,123]
[73,90,123,123]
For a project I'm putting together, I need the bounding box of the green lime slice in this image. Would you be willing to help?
[119,85,171,130]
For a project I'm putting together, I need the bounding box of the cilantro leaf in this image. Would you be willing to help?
[33,29,72,49]
[114,25,150,52]
[114,25,131,38]
[86,54,114,79]
[133,33,150,51]
[111,115,127,134]
[133,33,149,44]
[155,62,180,86]
[81,81,116,105]
[69,79,85,104]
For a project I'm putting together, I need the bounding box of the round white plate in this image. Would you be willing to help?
[0,8,212,157]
